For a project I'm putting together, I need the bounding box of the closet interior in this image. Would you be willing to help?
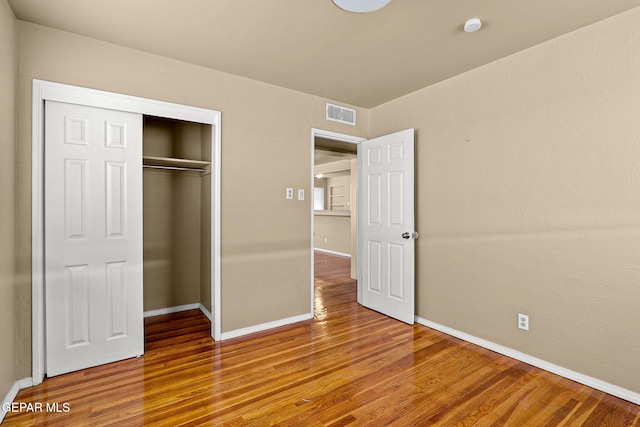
[142,116,212,317]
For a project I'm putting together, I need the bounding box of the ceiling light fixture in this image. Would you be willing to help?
[464,18,482,33]
[332,0,392,13]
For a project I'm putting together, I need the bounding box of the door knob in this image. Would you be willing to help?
[402,232,419,240]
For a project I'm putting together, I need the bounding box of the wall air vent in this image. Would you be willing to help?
[326,103,356,126]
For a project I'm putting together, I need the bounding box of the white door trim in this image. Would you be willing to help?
[32,79,222,384]
[310,129,366,314]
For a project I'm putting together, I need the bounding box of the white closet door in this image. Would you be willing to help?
[45,101,144,376]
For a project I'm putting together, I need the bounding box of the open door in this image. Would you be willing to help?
[44,101,144,376]
[358,129,416,324]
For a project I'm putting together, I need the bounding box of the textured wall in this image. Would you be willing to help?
[142,118,203,312]
[314,214,351,255]
[369,7,640,393]
[15,21,368,376]
[0,0,17,401]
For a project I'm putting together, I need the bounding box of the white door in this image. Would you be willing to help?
[45,101,144,376]
[358,129,415,324]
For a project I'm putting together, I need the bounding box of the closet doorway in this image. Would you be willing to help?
[142,117,213,321]
[31,80,221,384]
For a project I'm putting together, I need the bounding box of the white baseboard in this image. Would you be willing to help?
[143,303,200,318]
[144,303,213,324]
[1,377,34,423]
[416,316,640,405]
[198,303,212,321]
[221,313,313,341]
[314,248,351,258]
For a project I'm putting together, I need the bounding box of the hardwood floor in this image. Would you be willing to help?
[6,251,640,426]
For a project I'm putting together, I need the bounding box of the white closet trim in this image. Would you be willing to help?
[31,79,222,385]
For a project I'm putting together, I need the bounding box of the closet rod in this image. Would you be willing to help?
[143,164,206,172]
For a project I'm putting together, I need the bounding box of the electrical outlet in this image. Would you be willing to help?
[518,313,529,331]
[286,188,294,200]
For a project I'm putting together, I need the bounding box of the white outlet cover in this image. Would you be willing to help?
[286,188,294,199]
[518,313,529,331]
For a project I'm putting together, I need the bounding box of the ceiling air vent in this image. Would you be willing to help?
[326,103,356,126]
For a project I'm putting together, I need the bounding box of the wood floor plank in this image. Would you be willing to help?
[5,251,639,426]
[474,368,564,426]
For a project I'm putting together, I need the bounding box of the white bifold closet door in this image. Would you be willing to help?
[44,101,144,377]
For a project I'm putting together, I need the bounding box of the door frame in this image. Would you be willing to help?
[31,79,222,384]
[310,128,366,313]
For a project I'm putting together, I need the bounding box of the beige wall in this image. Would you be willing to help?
[314,214,351,255]
[0,0,17,401]
[14,21,368,377]
[142,118,205,311]
[370,7,640,393]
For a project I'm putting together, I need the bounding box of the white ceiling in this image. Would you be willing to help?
[8,0,640,108]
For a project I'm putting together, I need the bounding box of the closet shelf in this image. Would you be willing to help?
[143,156,210,172]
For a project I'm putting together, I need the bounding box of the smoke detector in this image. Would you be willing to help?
[464,18,482,33]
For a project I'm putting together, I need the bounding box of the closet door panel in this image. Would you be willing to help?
[63,159,88,240]
[45,100,144,377]
[106,161,127,238]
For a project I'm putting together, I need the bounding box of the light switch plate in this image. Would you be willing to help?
[286,188,294,199]
[298,189,305,200]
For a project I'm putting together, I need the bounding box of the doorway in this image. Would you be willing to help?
[310,129,366,313]
[310,127,417,325]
